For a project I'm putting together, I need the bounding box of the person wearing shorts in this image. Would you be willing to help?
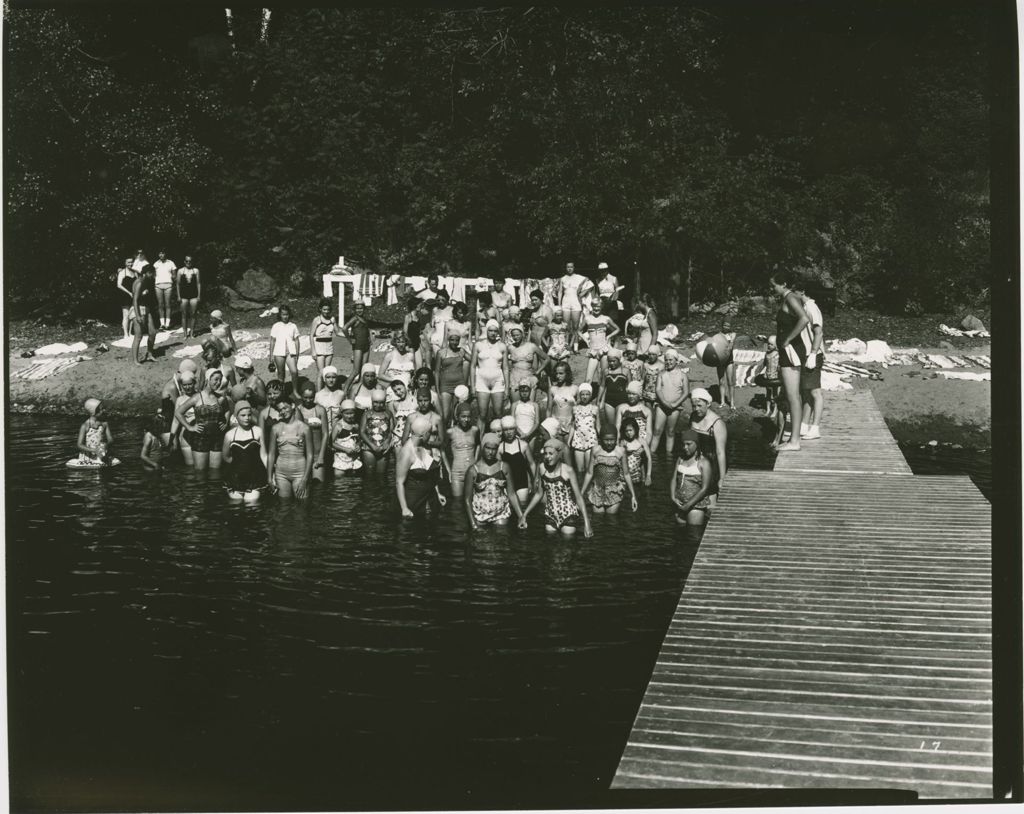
[152,249,177,329]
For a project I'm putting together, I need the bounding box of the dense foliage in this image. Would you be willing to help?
[4,4,993,316]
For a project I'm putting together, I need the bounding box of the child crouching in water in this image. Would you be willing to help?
[77,398,115,465]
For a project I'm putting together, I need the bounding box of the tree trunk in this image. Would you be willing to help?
[224,9,236,54]
[685,255,692,317]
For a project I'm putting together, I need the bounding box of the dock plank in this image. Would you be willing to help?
[612,389,991,798]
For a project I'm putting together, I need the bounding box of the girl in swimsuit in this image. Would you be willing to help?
[259,380,285,439]
[222,401,268,501]
[770,270,812,451]
[512,379,543,442]
[559,262,587,352]
[315,366,346,435]
[388,377,418,446]
[177,256,201,339]
[359,389,394,474]
[328,400,362,472]
[140,408,168,471]
[435,331,469,428]
[501,305,523,346]
[172,374,198,466]
[498,414,535,506]
[445,403,479,498]
[200,340,236,398]
[131,264,159,365]
[348,364,380,413]
[266,395,314,498]
[652,348,690,456]
[581,428,637,514]
[547,361,577,445]
[527,290,553,349]
[569,382,600,474]
[310,299,342,386]
[271,305,301,395]
[378,332,419,389]
[464,432,527,530]
[507,326,546,399]
[76,398,113,465]
[615,381,653,446]
[175,369,229,471]
[620,417,653,487]
[689,387,727,507]
[116,257,136,340]
[412,367,443,415]
[396,414,447,519]
[207,309,235,358]
[672,428,713,530]
[470,319,509,428]
[442,301,473,351]
[523,439,593,537]
[622,340,644,384]
[598,348,629,429]
[429,290,454,353]
[625,296,658,354]
[297,382,329,482]
[343,299,372,378]
[581,299,619,384]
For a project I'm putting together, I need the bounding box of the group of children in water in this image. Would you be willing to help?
[77,284,728,536]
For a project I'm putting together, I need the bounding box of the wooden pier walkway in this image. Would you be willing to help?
[613,389,991,799]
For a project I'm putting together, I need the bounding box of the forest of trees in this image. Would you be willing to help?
[4,3,996,317]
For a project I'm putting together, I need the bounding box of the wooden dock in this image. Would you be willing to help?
[613,390,991,798]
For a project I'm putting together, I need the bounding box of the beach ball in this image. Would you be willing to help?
[696,332,734,367]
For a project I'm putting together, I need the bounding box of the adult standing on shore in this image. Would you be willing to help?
[153,249,177,330]
[596,262,620,322]
[270,304,301,395]
[769,270,812,451]
[116,257,137,340]
[177,256,201,338]
[796,282,825,440]
[131,264,159,365]
[470,319,509,427]
[558,262,587,352]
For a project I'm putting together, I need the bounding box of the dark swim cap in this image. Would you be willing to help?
[679,429,700,443]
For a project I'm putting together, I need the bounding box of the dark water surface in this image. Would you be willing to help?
[6,416,989,811]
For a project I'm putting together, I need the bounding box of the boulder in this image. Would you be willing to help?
[236,268,279,302]
[959,314,986,332]
[939,340,956,350]
[713,301,739,316]
[222,285,268,311]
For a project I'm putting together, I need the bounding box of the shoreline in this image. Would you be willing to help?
[8,330,991,449]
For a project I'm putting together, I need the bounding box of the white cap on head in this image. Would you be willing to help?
[361,362,376,374]
[663,347,680,359]
[340,399,357,411]
[178,359,198,373]
[607,347,622,359]
[489,418,503,432]
[485,319,501,331]
[210,309,224,320]
[690,387,713,403]
[540,416,561,437]
[577,382,593,394]
[624,339,637,351]
[626,380,643,395]
[323,365,339,377]
[179,370,196,383]
[371,388,387,401]
[597,261,609,270]
[500,415,516,430]
[234,355,253,369]
[454,384,470,400]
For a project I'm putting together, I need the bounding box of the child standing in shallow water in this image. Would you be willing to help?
[77,398,114,465]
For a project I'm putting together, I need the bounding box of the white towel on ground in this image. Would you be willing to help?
[937,371,990,381]
[173,345,204,359]
[35,342,88,356]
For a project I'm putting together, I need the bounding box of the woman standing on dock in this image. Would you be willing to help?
[769,270,812,451]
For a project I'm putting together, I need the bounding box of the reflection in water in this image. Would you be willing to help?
[6,416,988,810]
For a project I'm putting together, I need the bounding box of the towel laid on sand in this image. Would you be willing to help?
[13,358,80,380]
[937,371,990,382]
[34,342,88,356]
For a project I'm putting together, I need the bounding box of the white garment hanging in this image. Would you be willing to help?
[386,274,402,305]
[448,276,468,303]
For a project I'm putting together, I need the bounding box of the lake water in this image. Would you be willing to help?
[5,416,990,811]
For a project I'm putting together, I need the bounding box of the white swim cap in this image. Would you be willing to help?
[578,382,593,394]
[361,362,376,374]
[540,417,561,437]
[340,399,357,411]
[500,415,516,430]
[690,387,713,403]
[323,365,339,377]
[454,384,470,400]
[178,359,198,374]
[234,355,253,369]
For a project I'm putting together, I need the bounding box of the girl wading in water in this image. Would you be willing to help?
[524,438,593,537]
[396,414,447,519]
[174,368,229,471]
[671,428,713,532]
[769,270,812,451]
[296,382,329,482]
[464,432,528,530]
[581,428,637,515]
[688,388,727,507]
[266,395,314,499]
[221,400,268,502]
